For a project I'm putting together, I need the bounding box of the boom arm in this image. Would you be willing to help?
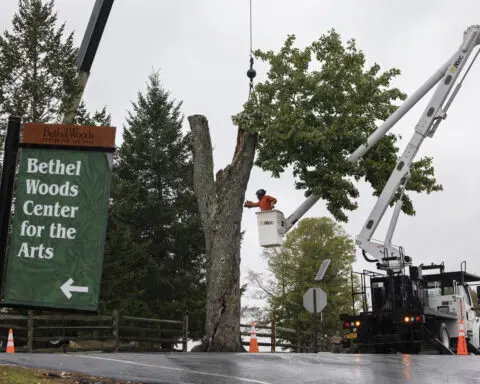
[282,25,480,238]
[356,25,480,271]
[282,48,457,234]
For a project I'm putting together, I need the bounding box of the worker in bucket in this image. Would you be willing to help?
[244,189,277,211]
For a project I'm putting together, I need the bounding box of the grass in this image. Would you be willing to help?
[0,366,74,384]
[0,365,142,383]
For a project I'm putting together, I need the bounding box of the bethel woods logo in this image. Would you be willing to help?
[22,123,116,149]
[43,126,95,142]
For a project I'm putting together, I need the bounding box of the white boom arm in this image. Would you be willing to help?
[282,45,460,234]
[356,25,480,272]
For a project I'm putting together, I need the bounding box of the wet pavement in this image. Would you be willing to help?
[0,352,478,383]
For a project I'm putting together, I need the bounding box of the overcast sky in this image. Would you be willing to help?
[2,0,480,310]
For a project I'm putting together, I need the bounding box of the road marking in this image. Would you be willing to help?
[73,354,272,384]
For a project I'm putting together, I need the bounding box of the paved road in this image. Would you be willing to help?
[0,352,479,383]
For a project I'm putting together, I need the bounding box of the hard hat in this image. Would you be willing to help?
[256,189,266,198]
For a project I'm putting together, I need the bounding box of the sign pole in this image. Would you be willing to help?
[313,288,318,353]
[62,0,115,124]
[0,116,22,284]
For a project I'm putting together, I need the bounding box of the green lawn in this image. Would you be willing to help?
[0,365,139,384]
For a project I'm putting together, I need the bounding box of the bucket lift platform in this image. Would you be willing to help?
[255,210,285,247]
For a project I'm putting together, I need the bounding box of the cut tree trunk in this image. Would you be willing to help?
[188,114,257,352]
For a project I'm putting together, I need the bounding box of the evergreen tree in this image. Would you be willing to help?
[0,0,110,152]
[101,72,206,342]
[74,101,111,126]
[0,0,78,123]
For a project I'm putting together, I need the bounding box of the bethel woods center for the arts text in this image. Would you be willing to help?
[16,157,83,259]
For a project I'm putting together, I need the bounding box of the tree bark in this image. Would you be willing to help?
[188,115,257,352]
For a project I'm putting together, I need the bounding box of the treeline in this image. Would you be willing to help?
[0,0,206,340]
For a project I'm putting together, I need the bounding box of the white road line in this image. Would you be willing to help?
[71,354,272,384]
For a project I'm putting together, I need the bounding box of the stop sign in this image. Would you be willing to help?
[303,288,327,313]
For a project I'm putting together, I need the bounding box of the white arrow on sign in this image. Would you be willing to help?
[60,278,89,299]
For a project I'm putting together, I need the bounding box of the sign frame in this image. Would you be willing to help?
[0,122,115,312]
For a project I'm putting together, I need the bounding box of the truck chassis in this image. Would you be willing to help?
[340,264,480,354]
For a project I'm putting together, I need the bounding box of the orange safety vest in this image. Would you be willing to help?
[245,195,277,211]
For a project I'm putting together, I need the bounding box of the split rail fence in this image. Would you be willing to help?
[0,311,318,353]
[240,321,316,352]
[0,310,188,353]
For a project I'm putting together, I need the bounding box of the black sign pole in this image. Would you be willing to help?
[313,289,318,353]
[62,0,115,124]
[0,116,22,287]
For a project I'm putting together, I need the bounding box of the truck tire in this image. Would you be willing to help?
[438,323,451,353]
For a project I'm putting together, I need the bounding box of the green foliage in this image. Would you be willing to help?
[250,217,358,347]
[74,101,112,126]
[0,0,109,157]
[0,0,79,122]
[101,72,206,341]
[233,30,442,221]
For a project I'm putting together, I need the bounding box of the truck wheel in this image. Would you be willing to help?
[438,323,450,353]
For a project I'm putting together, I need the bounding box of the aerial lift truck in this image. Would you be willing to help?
[255,25,480,354]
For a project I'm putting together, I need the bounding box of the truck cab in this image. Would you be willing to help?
[340,263,480,354]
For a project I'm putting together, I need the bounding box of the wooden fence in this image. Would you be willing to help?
[240,321,315,352]
[0,310,188,353]
[0,311,321,353]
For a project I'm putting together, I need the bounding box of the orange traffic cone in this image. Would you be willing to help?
[457,319,468,355]
[456,298,468,355]
[6,328,14,353]
[249,321,259,353]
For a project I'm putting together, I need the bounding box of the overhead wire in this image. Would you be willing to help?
[247,0,256,98]
[249,0,253,56]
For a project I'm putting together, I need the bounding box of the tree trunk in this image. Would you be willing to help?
[188,115,257,352]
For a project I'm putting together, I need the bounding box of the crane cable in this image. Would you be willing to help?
[246,0,256,98]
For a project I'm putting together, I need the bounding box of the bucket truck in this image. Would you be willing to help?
[254,25,480,354]
[340,25,480,355]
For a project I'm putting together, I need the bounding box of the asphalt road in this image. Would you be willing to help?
[0,352,479,384]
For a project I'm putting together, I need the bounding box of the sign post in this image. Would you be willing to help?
[313,288,318,352]
[303,287,327,352]
[0,117,22,286]
[0,122,115,311]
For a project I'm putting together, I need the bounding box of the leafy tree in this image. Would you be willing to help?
[188,29,441,351]
[236,31,441,220]
[249,217,358,349]
[101,72,206,342]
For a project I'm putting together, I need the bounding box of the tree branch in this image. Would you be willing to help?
[248,270,277,299]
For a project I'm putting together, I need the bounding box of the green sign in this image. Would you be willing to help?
[2,147,112,310]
